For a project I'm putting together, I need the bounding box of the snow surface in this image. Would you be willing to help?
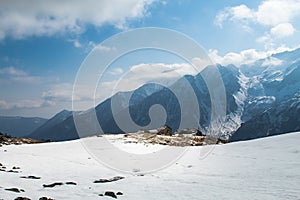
[1,132,300,200]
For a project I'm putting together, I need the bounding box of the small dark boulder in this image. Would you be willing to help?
[65,181,77,185]
[13,166,20,170]
[14,197,31,200]
[39,197,54,200]
[104,191,117,199]
[116,192,123,195]
[5,188,24,193]
[43,182,63,188]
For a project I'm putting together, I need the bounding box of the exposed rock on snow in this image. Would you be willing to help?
[138,125,172,136]
[39,197,54,200]
[42,182,63,188]
[0,133,46,146]
[121,132,228,146]
[0,163,21,173]
[65,182,77,185]
[94,176,125,183]
[104,191,118,198]
[5,188,25,193]
[174,128,205,136]
[20,176,41,179]
[14,197,31,200]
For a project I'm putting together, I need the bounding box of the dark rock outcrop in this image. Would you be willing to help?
[14,197,31,200]
[43,182,63,188]
[104,191,117,199]
[39,197,54,200]
[65,181,77,185]
[5,188,25,193]
[20,175,41,179]
[94,176,124,183]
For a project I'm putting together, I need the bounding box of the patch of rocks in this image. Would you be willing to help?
[42,182,63,188]
[99,191,123,199]
[0,133,46,146]
[122,132,229,146]
[39,197,54,200]
[14,197,54,200]
[43,181,77,188]
[0,163,21,173]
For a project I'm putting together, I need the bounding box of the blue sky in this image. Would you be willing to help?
[1,0,300,118]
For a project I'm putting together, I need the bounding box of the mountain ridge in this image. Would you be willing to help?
[17,47,300,142]
[0,116,47,137]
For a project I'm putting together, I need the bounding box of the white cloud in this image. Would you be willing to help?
[214,4,255,29]
[209,49,266,66]
[216,0,300,27]
[109,68,124,75]
[94,45,117,52]
[0,66,57,84]
[0,100,9,110]
[256,0,300,26]
[0,0,154,40]
[42,83,73,103]
[191,57,212,68]
[0,66,27,76]
[93,63,197,103]
[215,0,300,46]
[262,57,283,66]
[0,99,49,110]
[209,46,294,67]
[42,82,99,107]
[270,23,295,38]
[72,39,82,48]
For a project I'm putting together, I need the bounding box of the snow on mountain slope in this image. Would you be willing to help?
[1,132,299,200]
[232,93,300,141]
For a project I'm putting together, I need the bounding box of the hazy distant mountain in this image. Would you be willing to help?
[0,116,47,137]
[27,48,300,142]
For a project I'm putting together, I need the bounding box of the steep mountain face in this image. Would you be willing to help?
[231,48,300,140]
[0,116,47,137]
[27,48,300,142]
[27,110,75,141]
[231,93,300,141]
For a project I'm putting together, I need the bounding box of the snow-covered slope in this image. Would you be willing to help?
[1,132,299,199]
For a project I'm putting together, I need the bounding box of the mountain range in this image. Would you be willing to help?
[1,48,299,142]
[0,116,47,137]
